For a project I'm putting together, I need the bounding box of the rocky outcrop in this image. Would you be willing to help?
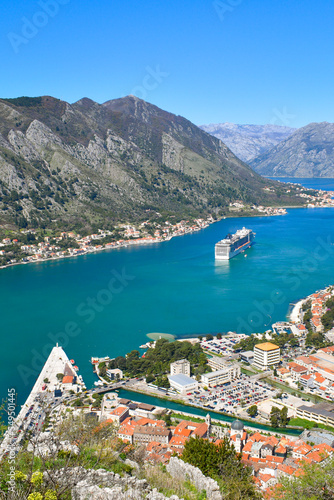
[166,457,222,500]
[44,467,181,500]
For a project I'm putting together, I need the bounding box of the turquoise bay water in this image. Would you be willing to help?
[268,177,334,191]
[3,179,334,405]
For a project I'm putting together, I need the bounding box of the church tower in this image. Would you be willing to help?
[205,413,211,437]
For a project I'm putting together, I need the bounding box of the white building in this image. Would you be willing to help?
[253,343,280,370]
[106,368,123,380]
[168,374,198,394]
[239,351,254,363]
[207,356,228,371]
[170,359,191,377]
[201,364,240,387]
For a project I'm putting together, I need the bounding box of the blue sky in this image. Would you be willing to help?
[1,0,333,127]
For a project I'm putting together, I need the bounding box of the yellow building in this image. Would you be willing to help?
[253,342,280,370]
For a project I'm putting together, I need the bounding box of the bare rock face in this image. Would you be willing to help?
[249,122,334,177]
[8,129,42,161]
[166,457,222,500]
[162,133,185,172]
[26,120,64,151]
[200,123,295,163]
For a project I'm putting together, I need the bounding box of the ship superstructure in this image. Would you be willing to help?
[215,228,255,260]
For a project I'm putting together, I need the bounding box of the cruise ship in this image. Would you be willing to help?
[215,228,255,260]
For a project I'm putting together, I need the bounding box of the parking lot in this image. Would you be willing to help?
[184,374,277,414]
[200,334,248,357]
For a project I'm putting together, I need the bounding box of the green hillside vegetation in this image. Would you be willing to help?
[0,414,129,498]
[271,455,334,499]
[321,297,334,331]
[0,95,305,232]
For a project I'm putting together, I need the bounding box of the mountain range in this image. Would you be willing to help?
[200,123,295,163]
[249,122,334,177]
[0,95,301,232]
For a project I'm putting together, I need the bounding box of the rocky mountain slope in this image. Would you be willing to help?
[200,123,295,163]
[250,122,334,177]
[0,95,302,231]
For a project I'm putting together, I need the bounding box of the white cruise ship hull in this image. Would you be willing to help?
[215,227,255,260]
[215,240,252,260]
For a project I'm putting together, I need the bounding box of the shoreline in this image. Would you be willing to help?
[0,205,309,274]
[0,179,333,274]
[289,298,308,323]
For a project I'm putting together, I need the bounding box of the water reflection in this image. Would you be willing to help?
[214,259,230,275]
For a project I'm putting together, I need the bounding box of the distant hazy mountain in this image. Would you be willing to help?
[200,123,295,163]
[250,122,334,177]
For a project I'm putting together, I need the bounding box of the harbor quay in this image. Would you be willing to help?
[0,344,85,459]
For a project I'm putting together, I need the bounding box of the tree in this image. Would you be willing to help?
[205,334,214,341]
[270,406,281,428]
[271,456,334,499]
[98,362,107,378]
[289,336,299,347]
[247,405,258,418]
[270,406,289,428]
[0,411,120,499]
[155,375,169,388]
[321,298,334,331]
[181,436,261,499]
[280,406,289,427]
[216,333,222,340]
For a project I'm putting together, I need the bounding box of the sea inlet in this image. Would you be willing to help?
[3,179,334,404]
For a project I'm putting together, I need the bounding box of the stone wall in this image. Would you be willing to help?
[166,457,222,500]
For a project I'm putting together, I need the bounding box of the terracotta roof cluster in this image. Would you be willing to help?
[306,290,333,331]
[240,429,334,495]
[116,409,334,495]
[117,416,209,463]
